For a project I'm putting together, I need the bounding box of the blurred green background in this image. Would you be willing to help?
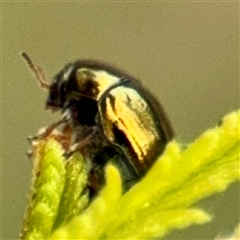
[2,2,239,240]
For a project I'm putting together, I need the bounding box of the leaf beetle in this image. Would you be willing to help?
[22,53,174,192]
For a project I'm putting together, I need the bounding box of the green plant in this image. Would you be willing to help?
[20,110,240,240]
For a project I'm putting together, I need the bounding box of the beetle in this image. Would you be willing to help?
[21,53,174,192]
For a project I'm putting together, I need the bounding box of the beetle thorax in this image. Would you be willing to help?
[76,68,121,100]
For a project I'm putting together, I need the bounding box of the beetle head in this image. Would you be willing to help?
[21,52,68,111]
[45,66,71,110]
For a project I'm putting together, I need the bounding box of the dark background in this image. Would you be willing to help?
[2,2,239,239]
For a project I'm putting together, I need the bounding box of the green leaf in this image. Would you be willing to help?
[52,152,89,230]
[20,139,88,240]
[20,139,66,240]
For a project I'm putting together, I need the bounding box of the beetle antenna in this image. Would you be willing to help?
[21,52,50,90]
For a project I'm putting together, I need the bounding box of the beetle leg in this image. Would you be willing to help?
[70,134,93,152]
[27,111,71,142]
[65,124,108,158]
[54,123,73,151]
[64,133,93,158]
[26,123,73,160]
[27,120,66,142]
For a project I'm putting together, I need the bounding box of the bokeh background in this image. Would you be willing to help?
[2,2,239,239]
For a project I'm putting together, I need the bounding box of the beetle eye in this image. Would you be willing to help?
[46,87,61,107]
[46,76,66,108]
